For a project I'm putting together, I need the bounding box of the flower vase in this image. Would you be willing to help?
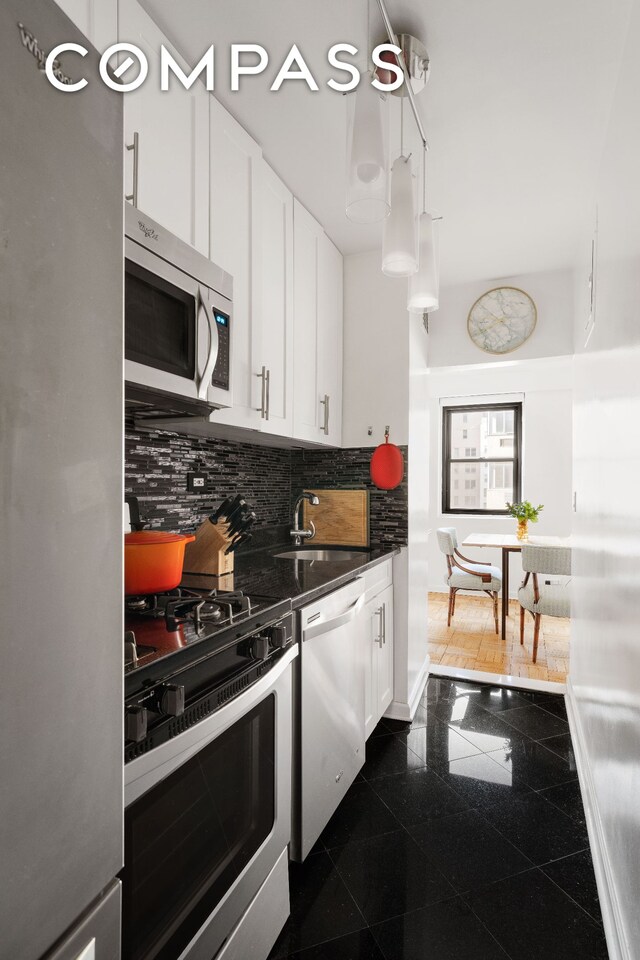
[517,519,529,541]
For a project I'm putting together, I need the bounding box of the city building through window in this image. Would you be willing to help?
[442,402,522,514]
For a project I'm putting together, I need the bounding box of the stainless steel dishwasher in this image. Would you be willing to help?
[292,577,366,860]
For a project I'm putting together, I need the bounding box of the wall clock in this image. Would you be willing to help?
[467,286,537,354]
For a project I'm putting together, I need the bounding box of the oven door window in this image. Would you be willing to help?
[125,259,196,380]
[122,695,275,960]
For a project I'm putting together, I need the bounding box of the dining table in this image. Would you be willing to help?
[461,533,570,641]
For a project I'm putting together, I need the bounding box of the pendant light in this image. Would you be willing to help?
[346,1,389,224]
[408,146,439,310]
[346,76,390,223]
[382,99,418,277]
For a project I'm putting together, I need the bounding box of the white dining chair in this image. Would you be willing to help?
[518,544,572,662]
[436,527,502,633]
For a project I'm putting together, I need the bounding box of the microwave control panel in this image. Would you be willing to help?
[211,309,230,390]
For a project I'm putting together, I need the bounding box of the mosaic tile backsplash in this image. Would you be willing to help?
[291,446,408,547]
[125,417,408,548]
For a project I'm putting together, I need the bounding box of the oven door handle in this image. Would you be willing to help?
[197,286,219,400]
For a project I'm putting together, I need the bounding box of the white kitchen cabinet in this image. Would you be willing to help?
[318,234,344,446]
[254,162,295,436]
[54,0,116,49]
[292,201,322,443]
[208,130,295,437]
[293,201,344,446]
[208,96,262,431]
[119,0,209,254]
[363,569,394,739]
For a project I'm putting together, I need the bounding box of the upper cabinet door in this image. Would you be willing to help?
[293,201,344,446]
[54,0,117,48]
[208,96,263,430]
[119,0,209,254]
[318,235,344,447]
[255,162,294,437]
[292,200,322,443]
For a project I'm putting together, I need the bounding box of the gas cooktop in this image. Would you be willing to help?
[124,587,292,688]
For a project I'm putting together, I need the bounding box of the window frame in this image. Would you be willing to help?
[441,401,522,515]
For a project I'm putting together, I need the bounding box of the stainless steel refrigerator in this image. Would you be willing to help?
[0,2,123,958]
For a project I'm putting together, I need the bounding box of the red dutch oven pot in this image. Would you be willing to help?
[124,530,195,596]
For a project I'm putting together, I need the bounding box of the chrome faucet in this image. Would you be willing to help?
[291,492,320,546]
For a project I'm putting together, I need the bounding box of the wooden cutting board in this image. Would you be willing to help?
[302,489,369,547]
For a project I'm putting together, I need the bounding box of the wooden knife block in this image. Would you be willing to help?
[183,518,234,576]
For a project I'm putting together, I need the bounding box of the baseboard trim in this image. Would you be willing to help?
[429,662,565,694]
[565,679,630,960]
[385,655,430,722]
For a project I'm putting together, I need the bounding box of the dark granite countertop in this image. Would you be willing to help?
[181,543,400,610]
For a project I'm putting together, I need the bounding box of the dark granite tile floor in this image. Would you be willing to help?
[269,677,608,960]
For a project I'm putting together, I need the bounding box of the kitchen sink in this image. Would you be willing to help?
[274,550,365,562]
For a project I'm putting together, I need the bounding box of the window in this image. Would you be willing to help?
[442,402,522,514]
[488,410,511,435]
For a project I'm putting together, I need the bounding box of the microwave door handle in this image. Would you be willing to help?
[197,287,219,401]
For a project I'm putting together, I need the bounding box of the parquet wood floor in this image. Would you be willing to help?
[428,591,570,683]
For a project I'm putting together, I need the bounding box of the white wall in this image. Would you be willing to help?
[429,268,575,368]
[405,317,431,710]
[427,356,574,595]
[569,1,640,956]
[343,250,410,449]
[343,250,430,719]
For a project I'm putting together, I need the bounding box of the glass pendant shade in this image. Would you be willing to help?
[346,77,390,224]
[408,212,439,310]
[382,156,418,277]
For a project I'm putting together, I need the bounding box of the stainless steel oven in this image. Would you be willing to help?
[122,640,296,960]
[125,204,233,411]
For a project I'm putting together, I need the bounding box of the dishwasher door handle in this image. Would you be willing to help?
[303,593,365,642]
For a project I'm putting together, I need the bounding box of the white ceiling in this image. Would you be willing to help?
[143,0,631,286]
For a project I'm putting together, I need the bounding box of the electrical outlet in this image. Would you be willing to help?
[187,472,207,493]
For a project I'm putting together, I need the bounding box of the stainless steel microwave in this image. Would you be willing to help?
[125,205,232,411]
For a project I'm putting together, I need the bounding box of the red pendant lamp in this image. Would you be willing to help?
[370,426,404,490]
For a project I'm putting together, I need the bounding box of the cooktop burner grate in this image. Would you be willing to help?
[123,586,289,681]
[125,588,254,632]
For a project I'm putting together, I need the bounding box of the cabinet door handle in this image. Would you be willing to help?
[125,131,139,207]
[265,368,271,421]
[255,366,267,418]
[382,601,386,645]
[376,606,384,647]
[320,394,330,436]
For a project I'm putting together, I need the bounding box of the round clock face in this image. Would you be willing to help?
[467,286,537,354]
